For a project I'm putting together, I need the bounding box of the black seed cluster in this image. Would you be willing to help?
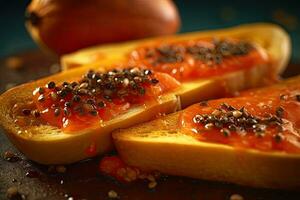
[35,68,159,117]
[154,45,184,64]
[188,39,253,64]
[145,39,253,65]
[192,103,284,139]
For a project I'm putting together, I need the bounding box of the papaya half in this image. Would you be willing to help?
[25,0,181,55]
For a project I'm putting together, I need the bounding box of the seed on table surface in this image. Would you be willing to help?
[108,190,118,199]
[6,186,22,200]
[148,181,157,189]
[229,194,244,200]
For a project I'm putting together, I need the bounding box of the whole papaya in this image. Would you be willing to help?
[25,0,181,55]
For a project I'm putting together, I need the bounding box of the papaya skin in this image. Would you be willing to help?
[25,0,181,55]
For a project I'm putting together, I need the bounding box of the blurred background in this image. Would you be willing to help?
[1,0,299,62]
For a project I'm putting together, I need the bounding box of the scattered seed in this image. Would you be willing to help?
[296,94,300,102]
[58,90,68,98]
[72,95,81,102]
[3,151,20,162]
[229,193,244,200]
[79,82,89,89]
[47,81,56,89]
[108,190,118,199]
[54,108,60,116]
[144,69,152,75]
[204,123,214,130]
[63,108,70,116]
[212,109,221,116]
[221,128,231,137]
[220,102,230,110]
[274,134,283,143]
[276,106,284,118]
[86,99,95,105]
[6,186,22,200]
[64,102,71,107]
[89,110,98,116]
[122,78,129,86]
[38,87,45,94]
[22,109,31,116]
[148,181,157,189]
[232,110,242,118]
[228,124,237,131]
[151,79,159,84]
[134,76,142,83]
[193,115,203,123]
[38,95,45,102]
[71,82,78,88]
[97,101,105,108]
[25,170,40,178]
[104,95,112,101]
[32,110,40,118]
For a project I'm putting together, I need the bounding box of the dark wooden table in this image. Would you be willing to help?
[0,50,299,200]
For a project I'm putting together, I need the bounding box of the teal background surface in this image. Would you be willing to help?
[0,0,299,61]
